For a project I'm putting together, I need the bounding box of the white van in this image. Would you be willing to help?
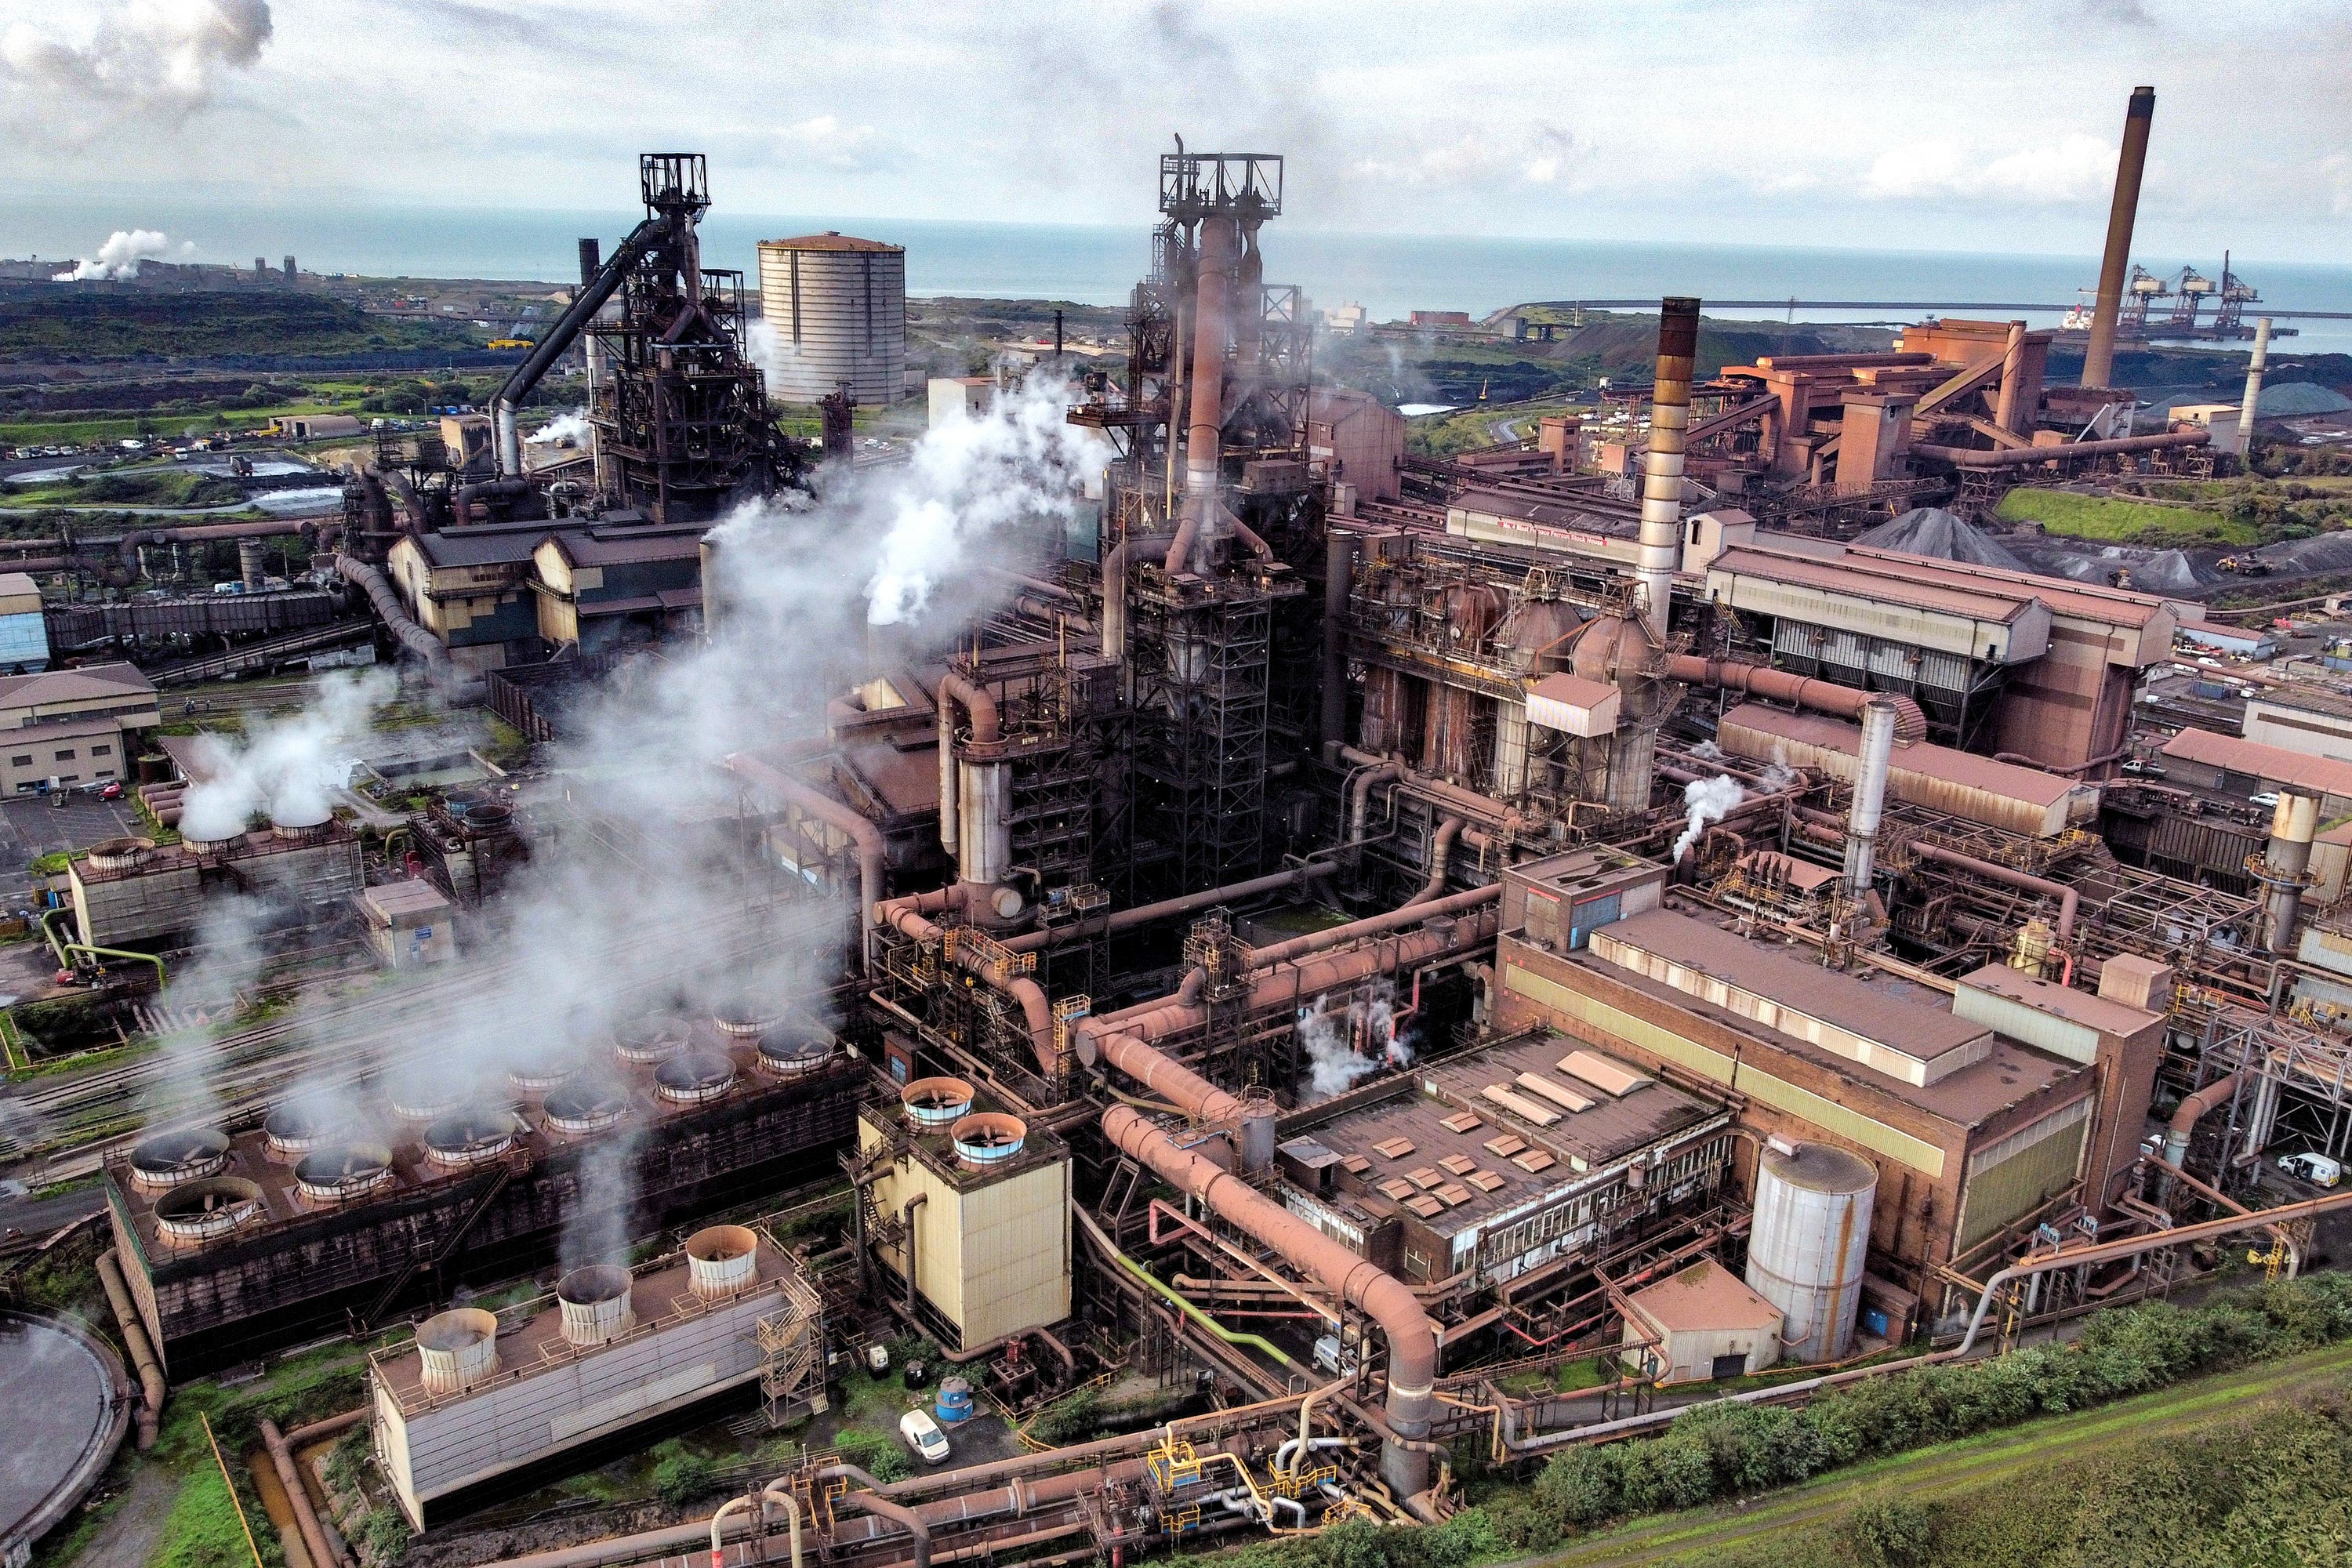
[898,1408,951,1465]
[2278,1152,2343,1188]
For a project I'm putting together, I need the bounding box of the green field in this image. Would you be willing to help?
[1995,486,2257,546]
[0,290,482,362]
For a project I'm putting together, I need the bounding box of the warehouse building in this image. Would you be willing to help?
[0,662,158,794]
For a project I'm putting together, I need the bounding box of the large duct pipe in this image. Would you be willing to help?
[1322,530,1358,753]
[1001,862,1338,953]
[2263,790,2319,954]
[2165,1072,2241,1167]
[96,1249,163,1449]
[938,673,1009,900]
[1167,215,1239,575]
[1665,654,1928,739]
[1843,699,1897,895]
[238,538,265,590]
[336,554,469,696]
[1406,816,1464,906]
[1102,1106,1436,1498]
[879,885,1062,1077]
[263,1418,347,1568]
[1993,319,2027,433]
[814,1467,930,1568]
[2080,85,2158,391]
[722,753,886,955]
[1913,430,2208,469]
[497,212,672,476]
[1635,297,1699,633]
[2237,318,2271,458]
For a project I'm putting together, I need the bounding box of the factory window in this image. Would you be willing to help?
[1404,1241,1433,1279]
[52,749,72,760]
[90,744,110,757]
[95,769,115,781]
[56,775,76,785]
[12,782,31,793]
[8,755,26,766]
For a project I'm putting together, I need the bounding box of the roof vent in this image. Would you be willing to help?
[612,1014,692,1065]
[293,1143,393,1203]
[542,1079,630,1136]
[902,1077,975,1129]
[654,1051,735,1105]
[684,1224,759,1301]
[85,837,154,873]
[153,1176,263,1247]
[265,1102,345,1160]
[950,1112,1026,1170]
[755,1024,833,1079]
[556,1265,635,1347]
[423,1109,517,1168]
[416,1307,499,1395]
[127,1127,229,1191]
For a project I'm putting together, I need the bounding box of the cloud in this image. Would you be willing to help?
[2,0,270,138]
[1352,122,1580,191]
[774,113,892,172]
[52,227,189,280]
[1861,132,2118,204]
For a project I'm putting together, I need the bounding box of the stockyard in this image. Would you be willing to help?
[6,48,2352,1568]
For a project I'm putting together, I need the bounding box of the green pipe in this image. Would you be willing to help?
[38,906,73,968]
[1076,1203,1303,1372]
[64,944,165,988]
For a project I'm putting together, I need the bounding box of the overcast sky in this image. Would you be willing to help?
[3,0,2348,261]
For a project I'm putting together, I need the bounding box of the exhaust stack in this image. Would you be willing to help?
[1844,697,1899,895]
[2080,86,2157,391]
[2235,318,2271,458]
[2262,790,2319,953]
[1635,298,1700,634]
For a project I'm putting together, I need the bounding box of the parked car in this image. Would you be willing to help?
[2121,759,2168,778]
[2252,792,2282,811]
[898,1408,952,1465]
[97,780,122,800]
[2278,1152,2343,1188]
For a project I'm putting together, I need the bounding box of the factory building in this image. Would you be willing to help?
[0,662,158,794]
[2241,685,2352,762]
[0,571,50,673]
[107,1012,874,1373]
[756,232,908,405]
[70,820,365,947]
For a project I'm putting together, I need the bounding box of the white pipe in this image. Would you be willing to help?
[2237,318,2271,458]
[1635,298,1699,634]
[1844,697,1897,895]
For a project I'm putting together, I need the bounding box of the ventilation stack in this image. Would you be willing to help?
[1635,298,1700,635]
[416,1308,499,1396]
[2080,86,2157,391]
[684,1225,760,1300]
[2260,790,2319,953]
[2236,318,2271,458]
[1843,698,1899,896]
[555,1265,636,1348]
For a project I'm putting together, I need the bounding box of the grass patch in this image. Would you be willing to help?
[1995,486,2257,546]
[153,1461,263,1568]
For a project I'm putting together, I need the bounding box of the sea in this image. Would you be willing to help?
[7,194,2352,354]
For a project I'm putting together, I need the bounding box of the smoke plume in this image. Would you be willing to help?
[51,228,186,281]
[528,409,590,447]
[1296,982,1414,1103]
[3,0,272,137]
[1672,774,1744,863]
[177,668,394,839]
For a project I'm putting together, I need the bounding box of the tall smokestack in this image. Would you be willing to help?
[2263,790,2318,953]
[577,238,601,288]
[1993,320,2027,433]
[2080,85,2156,391]
[1844,698,1898,895]
[1165,214,1239,574]
[2235,318,2271,459]
[1635,297,1699,634]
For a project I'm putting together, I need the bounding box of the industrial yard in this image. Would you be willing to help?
[5,25,2352,1568]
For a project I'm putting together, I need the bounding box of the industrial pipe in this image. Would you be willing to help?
[1912,430,2208,469]
[1635,297,1699,633]
[1167,214,1239,575]
[453,475,533,526]
[1076,1203,1302,1371]
[1844,699,1897,895]
[1817,818,2078,942]
[722,753,886,950]
[1322,531,1359,751]
[1665,655,1927,739]
[96,1250,163,1448]
[283,1409,367,1448]
[1245,884,1497,971]
[1405,817,1464,907]
[2081,86,2158,391]
[938,673,1010,900]
[1102,1105,1437,1498]
[757,1481,803,1568]
[902,1193,927,1318]
[1345,760,1405,855]
[814,1466,931,1568]
[2238,318,2271,457]
[262,1418,345,1568]
[1001,862,1338,953]
[2165,1073,2242,1168]
[336,554,466,695]
[497,212,673,476]
[2261,791,2320,953]
[879,884,1062,1077]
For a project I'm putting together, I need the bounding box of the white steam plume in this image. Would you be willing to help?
[1296,982,1415,1103]
[3,1,272,137]
[177,668,393,839]
[52,228,187,281]
[528,409,590,446]
[1673,775,1744,863]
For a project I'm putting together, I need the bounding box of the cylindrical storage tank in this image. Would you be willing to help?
[416,1307,499,1396]
[1745,1142,1877,1364]
[128,1127,230,1191]
[754,234,907,406]
[684,1225,759,1301]
[153,1177,263,1247]
[754,1024,834,1079]
[293,1143,393,1204]
[949,1112,1026,1171]
[423,1109,517,1168]
[542,1079,630,1137]
[902,1077,975,1131]
[264,1102,344,1160]
[935,1375,975,1425]
[556,1265,635,1347]
[612,1014,692,1066]
[654,1051,735,1105]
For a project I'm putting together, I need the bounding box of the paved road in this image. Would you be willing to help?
[0,1177,104,1240]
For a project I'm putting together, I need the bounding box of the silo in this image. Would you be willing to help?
[755,232,906,405]
[1744,1142,1876,1363]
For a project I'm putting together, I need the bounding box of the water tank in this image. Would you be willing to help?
[556,1265,636,1348]
[684,1224,759,1300]
[755,234,907,405]
[416,1307,499,1395]
[1745,1142,1876,1363]
[935,1375,974,1425]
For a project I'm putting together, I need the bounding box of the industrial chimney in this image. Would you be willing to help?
[1635,298,1700,634]
[2080,86,2157,391]
[2261,790,2319,953]
[1844,698,1899,895]
[2235,318,2271,459]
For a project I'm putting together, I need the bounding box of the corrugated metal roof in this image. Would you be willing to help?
[2161,724,2352,799]
[1841,543,2171,630]
[0,661,152,707]
[1720,703,2083,808]
[1710,545,2042,624]
[1624,1258,1781,1334]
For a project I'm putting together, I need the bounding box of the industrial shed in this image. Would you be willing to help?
[1619,1258,1784,1383]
